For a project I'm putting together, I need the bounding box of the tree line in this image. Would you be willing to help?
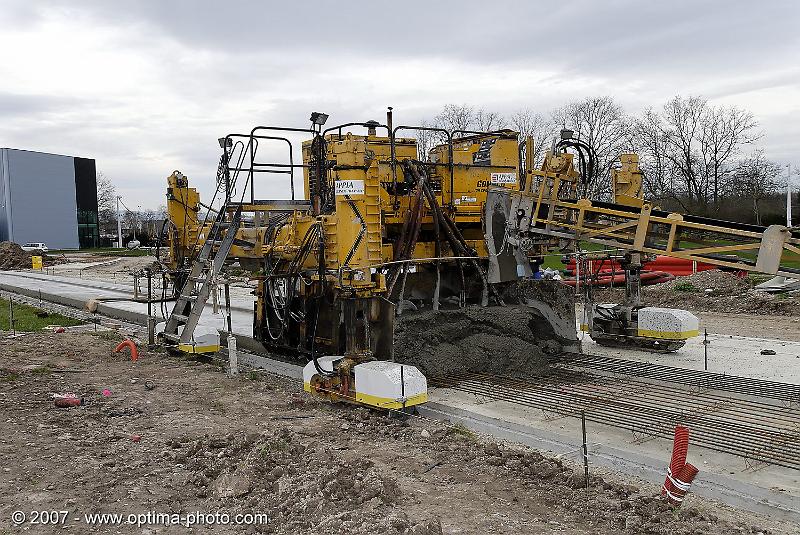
[96,173,167,246]
[419,97,795,225]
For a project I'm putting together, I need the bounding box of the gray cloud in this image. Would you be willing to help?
[0,1,797,208]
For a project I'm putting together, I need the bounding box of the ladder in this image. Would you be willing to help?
[161,204,242,348]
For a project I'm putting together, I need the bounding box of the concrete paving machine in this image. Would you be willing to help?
[158,111,576,409]
[157,111,800,408]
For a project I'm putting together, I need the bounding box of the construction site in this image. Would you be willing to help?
[4,3,800,532]
[1,108,799,535]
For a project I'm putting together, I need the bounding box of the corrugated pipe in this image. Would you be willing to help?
[662,425,689,496]
[664,463,699,506]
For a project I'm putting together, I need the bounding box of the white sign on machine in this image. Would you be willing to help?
[335,179,365,196]
[490,172,517,185]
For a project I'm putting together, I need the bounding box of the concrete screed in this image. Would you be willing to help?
[1,267,799,522]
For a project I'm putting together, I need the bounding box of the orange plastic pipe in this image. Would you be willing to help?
[114,339,138,362]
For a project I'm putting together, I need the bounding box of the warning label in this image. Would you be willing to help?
[490,172,517,185]
[335,180,365,196]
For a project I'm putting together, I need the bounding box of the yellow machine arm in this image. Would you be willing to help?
[487,138,800,281]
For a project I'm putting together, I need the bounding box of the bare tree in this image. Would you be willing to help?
[551,96,632,199]
[509,109,555,169]
[96,172,116,212]
[434,104,477,133]
[728,151,784,224]
[96,172,118,233]
[634,95,759,213]
[474,109,506,131]
[416,104,508,159]
[632,108,673,203]
[701,103,759,205]
[414,119,437,161]
[432,104,506,134]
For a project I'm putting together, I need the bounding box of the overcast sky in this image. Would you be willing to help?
[1,1,798,209]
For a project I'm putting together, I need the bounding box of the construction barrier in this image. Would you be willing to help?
[561,270,674,287]
[563,256,719,277]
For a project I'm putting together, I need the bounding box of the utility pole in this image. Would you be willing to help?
[788,164,793,228]
[134,205,141,241]
[116,195,123,248]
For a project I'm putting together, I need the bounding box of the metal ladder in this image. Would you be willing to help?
[161,204,242,348]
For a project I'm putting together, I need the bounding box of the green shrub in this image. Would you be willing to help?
[673,281,699,292]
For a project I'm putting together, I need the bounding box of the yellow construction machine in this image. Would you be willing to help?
[485,130,800,350]
[157,110,800,407]
[159,111,552,409]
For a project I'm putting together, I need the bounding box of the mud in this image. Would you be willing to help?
[394,280,577,378]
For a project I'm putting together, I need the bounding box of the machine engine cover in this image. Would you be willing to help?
[354,361,427,409]
[302,358,428,409]
[636,307,699,340]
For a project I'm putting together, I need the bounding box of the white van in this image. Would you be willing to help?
[21,242,48,252]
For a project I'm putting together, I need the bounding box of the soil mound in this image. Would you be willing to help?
[394,280,577,378]
[0,241,60,270]
[0,241,35,270]
[594,269,800,316]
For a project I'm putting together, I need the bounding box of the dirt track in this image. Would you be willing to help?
[0,331,792,534]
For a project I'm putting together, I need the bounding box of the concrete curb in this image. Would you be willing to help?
[418,403,800,523]
[0,276,146,325]
[2,271,253,313]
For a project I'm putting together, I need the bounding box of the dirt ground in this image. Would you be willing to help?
[1,331,793,534]
[593,270,800,316]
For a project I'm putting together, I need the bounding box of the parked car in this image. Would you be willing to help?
[21,242,48,252]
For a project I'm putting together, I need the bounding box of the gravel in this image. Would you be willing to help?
[594,270,800,316]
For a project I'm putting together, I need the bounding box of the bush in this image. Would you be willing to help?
[673,281,699,292]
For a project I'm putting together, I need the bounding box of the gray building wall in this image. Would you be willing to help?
[0,149,10,242]
[0,149,80,249]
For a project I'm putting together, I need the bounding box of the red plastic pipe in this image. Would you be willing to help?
[665,462,699,506]
[662,425,689,496]
[114,339,138,362]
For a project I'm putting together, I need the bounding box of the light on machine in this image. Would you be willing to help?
[310,112,329,126]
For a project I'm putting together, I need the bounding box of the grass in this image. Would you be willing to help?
[49,247,153,257]
[673,239,800,270]
[447,423,477,441]
[0,297,84,332]
[538,237,800,273]
[0,369,20,382]
[540,241,611,271]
